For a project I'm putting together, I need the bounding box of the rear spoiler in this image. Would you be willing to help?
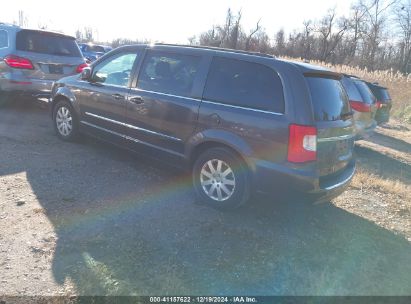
[303,71,343,80]
[18,28,76,40]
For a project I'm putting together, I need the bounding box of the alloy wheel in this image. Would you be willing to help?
[200,159,236,201]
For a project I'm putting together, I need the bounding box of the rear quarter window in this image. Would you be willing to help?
[16,30,81,57]
[0,30,8,48]
[203,57,285,113]
[306,76,351,122]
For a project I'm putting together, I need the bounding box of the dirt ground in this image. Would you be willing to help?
[0,102,410,296]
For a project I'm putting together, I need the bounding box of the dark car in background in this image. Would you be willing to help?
[78,43,112,62]
[366,82,392,125]
[0,23,87,102]
[49,44,356,210]
[341,75,378,138]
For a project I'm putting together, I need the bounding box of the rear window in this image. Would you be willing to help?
[369,85,391,101]
[203,57,285,113]
[353,80,376,104]
[88,45,105,52]
[0,30,8,48]
[306,76,351,122]
[16,30,81,57]
[341,77,362,102]
[380,88,391,101]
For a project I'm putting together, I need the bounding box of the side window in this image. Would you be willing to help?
[137,51,201,97]
[0,30,8,48]
[92,52,138,87]
[203,57,285,113]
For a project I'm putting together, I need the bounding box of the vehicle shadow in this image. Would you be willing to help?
[355,145,411,183]
[1,104,411,296]
[366,131,411,156]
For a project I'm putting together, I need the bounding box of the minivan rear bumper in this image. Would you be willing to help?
[253,159,356,202]
[353,112,377,139]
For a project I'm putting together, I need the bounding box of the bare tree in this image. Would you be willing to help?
[192,4,411,73]
[245,18,261,50]
[395,0,411,73]
[346,3,367,61]
[18,10,28,27]
[273,29,286,56]
[358,0,398,69]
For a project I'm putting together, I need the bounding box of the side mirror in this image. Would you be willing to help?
[81,67,92,81]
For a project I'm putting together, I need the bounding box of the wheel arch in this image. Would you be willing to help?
[187,130,256,173]
[50,86,79,117]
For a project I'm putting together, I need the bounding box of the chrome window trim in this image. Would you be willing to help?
[133,88,201,102]
[317,134,355,143]
[131,89,284,116]
[84,112,182,142]
[80,120,184,157]
[201,100,284,115]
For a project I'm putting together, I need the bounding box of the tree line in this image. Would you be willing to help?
[189,0,411,74]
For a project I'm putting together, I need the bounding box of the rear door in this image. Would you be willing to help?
[306,75,355,176]
[14,29,84,80]
[125,48,208,156]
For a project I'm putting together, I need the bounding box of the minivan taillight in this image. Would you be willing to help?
[350,100,371,112]
[288,124,317,163]
[4,55,34,70]
[76,63,89,73]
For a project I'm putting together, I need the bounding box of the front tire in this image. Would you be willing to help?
[53,100,79,141]
[193,147,250,210]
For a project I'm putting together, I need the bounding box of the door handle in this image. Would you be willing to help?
[129,96,144,104]
[112,93,125,100]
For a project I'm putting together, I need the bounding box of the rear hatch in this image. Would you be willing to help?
[14,29,84,80]
[305,74,355,177]
[352,79,378,124]
[371,86,392,123]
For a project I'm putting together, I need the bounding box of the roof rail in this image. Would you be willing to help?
[153,43,275,59]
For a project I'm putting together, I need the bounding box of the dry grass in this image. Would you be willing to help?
[281,57,411,122]
[351,168,410,200]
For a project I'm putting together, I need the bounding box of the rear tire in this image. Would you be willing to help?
[53,100,79,141]
[193,147,250,210]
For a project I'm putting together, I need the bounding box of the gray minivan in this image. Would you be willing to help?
[49,44,356,209]
[0,23,87,102]
[341,75,377,138]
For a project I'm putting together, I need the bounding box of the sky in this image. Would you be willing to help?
[0,0,353,43]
